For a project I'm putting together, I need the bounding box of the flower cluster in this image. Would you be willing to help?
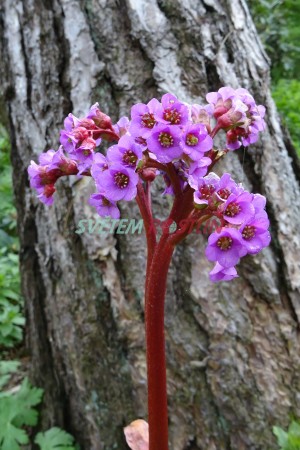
[193,172,270,281]
[28,88,270,281]
[28,147,78,205]
[206,87,266,149]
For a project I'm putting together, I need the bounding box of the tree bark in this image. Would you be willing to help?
[1,0,300,449]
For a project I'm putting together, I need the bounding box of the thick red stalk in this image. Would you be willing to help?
[145,234,174,450]
[136,181,156,263]
[136,171,211,450]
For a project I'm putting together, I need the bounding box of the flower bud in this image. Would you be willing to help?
[93,111,114,130]
[213,99,232,119]
[139,167,157,182]
[217,110,243,129]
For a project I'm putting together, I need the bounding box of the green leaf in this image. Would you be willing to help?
[273,421,300,450]
[35,427,76,450]
[0,377,43,450]
[13,378,44,427]
[0,360,20,390]
[288,421,300,437]
[273,426,289,448]
[0,289,20,301]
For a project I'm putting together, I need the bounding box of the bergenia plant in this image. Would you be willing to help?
[28,87,270,450]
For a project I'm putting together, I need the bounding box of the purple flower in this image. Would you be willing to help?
[193,173,220,205]
[89,193,120,218]
[235,89,266,136]
[154,93,189,126]
[28,161,60,190]
[85,103,115,133]
[28,148,79,205]
[207,87,266,150]
[86,102,101,120]
[205,228,247,268]
[60,126,90,153]
[226,129,243,150]
[209,262,238,282]
[49,146,78,175]
[217,99,248,129]
[181,123,213,160]
[239,215,271,254]
[206,87,236,118]
[95,164,138,201]
[215,173,242,201]
[28,161,57,205]
[113,116,130,137]
[91,153,109,179]
[191,104,213,130]
[146,124,182,163]
[251,193,269,221]
[129,98,161,139]
[222,192,255,225]
[37,184,55,206]
[37,149,56,166]
[72,137,97,173]
[63,113,80,132]
[107,135,143,169]
[36,185,56,205]
[188,157,212,189]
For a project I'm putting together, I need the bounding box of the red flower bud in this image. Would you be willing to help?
[93,111,114,130]
[140,167,157,182]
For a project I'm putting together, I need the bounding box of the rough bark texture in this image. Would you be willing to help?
[1,1,300,449]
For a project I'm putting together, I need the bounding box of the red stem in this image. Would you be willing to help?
[136,181,156,263]
[210,123,221,138]
[136,174,212,450]
[145,233,174,450]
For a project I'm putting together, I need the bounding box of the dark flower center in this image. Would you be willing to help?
[141,113,156,128]
[199,184,215,200]
[102,197,111,206]
[186,133,199,146]
[242,225,256,240]
[123,150,138,167]
[217,236,232,251]
[225,202,241,217]
[158,132,174,147]
[163,108,181,124]
[114,172,129,189]
[218,188,231,200]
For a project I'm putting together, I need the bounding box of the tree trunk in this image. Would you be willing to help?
[1,0,300,449]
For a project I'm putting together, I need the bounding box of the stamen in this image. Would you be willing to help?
[225,202,241,217]
[123,150,137,167]
[158,132,174,148]
[217,236,232,251]
[242,225,256,240]
[114,172,129,189]
[199,184,215,199]
[141,113,156,128]
[218,188,231,200]
[163,108,181,124]
[186,133,199,146]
